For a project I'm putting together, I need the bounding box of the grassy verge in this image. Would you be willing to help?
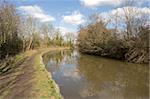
[32,47,69,99]
[33,50,61,99]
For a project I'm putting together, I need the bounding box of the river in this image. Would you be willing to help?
[42,50,149,99]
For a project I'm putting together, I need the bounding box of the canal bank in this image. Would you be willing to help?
[0,47,69,99]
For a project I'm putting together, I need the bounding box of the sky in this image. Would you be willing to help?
[8,0,150,35]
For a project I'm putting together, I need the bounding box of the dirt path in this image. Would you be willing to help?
[0,51,38,99]
[0,48,68,99]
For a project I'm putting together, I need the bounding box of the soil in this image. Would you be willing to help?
[0,52,38,99]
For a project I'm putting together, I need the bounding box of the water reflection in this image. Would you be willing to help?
[77,55,148,99]
[43,50,149,99]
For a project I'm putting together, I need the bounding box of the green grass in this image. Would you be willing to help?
[32,48,70,99]
[33,51,62,99]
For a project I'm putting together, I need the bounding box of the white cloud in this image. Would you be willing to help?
[80,0,149,8]
[57,26,72,36]
[56,26,77,41]
[80,0,121,8]
[18,5,55,22]
[98,6,150,29]
[62,11,85,25]
[99,6,150,21]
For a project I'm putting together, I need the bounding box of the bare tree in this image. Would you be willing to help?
[0,2,23,58]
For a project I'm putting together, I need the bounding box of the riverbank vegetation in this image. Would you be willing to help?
[77,1,149,64]
[0,2,74,60]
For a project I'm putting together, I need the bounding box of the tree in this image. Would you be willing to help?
[0,2,23,58]
[40,23,54,47]
[65,32,75,47]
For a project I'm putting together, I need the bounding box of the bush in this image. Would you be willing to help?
[77,21,149,63]
[77,21,128,60]
[0,38,23,59]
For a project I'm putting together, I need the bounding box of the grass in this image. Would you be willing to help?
[33,49,62,99]
[31,47,69,99]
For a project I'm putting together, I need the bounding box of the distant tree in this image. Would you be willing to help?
[65,32,75,47]
[40,23,55,47]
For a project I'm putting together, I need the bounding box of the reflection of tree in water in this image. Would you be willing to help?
[43,51,63,65]
[77,55,149,99]
[43,50,74,66]
[43,50,72,74]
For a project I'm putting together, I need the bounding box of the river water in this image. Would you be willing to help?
[43,50,149,99]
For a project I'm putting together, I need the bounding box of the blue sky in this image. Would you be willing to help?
[9,0,150,34]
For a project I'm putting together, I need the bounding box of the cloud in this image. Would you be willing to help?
[80,0,149,8]
[80,0,121,8]
[18,5,55,22]
[57,26,72,36]
[62,11,85,25]
[99,6,150,21]
[56,26,77,41]
[98,6,150,29]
